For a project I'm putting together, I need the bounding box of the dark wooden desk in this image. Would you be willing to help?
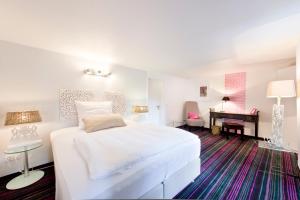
[209,111,260,139]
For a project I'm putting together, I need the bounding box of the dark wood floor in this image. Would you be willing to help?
[0,163,55,200]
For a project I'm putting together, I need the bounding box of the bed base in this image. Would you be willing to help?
[54,158,200,199]
[140,158,200,199]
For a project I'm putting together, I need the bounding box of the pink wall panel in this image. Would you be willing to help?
[225,72,246,113]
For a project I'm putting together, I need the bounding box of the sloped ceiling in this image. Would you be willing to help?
[0,0,300,77]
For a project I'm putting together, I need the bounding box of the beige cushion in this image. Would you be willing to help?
[83,114,126,133]
[75,101,112,129]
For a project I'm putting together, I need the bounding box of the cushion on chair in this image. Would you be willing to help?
[186,118,205,127]
[188,112,200,119]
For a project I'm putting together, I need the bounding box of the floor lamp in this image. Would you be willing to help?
[266,80,296,150]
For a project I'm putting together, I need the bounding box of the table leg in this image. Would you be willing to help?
[209,116,212,132]
[241,128,244,141]
[24,151,29,176]
[6,151,44,190]
[255,121,258,139]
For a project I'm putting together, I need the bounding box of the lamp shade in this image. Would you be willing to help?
[5,111,42,126]
[133,106,149,113]
[222,96,230,101]
[266,80,296,98]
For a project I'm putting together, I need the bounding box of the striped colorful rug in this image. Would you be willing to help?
[174,130,300,200]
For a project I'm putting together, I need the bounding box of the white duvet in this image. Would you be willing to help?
[74,122,198,180]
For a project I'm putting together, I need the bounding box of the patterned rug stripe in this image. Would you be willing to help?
[226,145,258,200]
[174,130,300,200]
[174,136,240,198]
[205,141,255,199]
[244,148,266,200]
[187,138,243,198]
[190,139,249,198]
[202,137,240,169]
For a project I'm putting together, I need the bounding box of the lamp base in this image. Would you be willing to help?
[268,104,284,148]
[10,125,39,145]
[6,170,44,190]
[258,140,294,153]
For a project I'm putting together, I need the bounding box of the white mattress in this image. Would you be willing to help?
[51,126,200,199]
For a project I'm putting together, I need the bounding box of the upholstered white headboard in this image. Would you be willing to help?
[59,89,126,123]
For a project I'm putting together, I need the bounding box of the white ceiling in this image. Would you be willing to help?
[0,0,300,77]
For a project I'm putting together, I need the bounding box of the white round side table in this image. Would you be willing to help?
[4,142,44,190]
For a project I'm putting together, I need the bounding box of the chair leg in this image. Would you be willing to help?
[223,127,229,139]
[241,128,244,141]
[226,130,229,139]
[199,126,203,131]
[184,125,188,131]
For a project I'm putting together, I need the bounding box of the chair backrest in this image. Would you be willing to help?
[184,101,200,120]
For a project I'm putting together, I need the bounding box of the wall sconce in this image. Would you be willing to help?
[83,68,112,77]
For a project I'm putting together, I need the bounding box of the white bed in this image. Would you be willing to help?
[51,122,201,200]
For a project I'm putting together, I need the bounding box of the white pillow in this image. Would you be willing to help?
[75,101,112,129]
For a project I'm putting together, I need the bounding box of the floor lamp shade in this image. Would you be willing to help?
[267,80,296,98]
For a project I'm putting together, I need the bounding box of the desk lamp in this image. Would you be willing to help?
[221,96,230,112]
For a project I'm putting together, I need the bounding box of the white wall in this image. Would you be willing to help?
[297,44,300,168]
[194,59,297,150]
[148,72,198,127]
[162,77,198,126]
[0,41,148,177]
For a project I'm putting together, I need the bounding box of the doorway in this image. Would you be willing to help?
[148,79,164,125]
